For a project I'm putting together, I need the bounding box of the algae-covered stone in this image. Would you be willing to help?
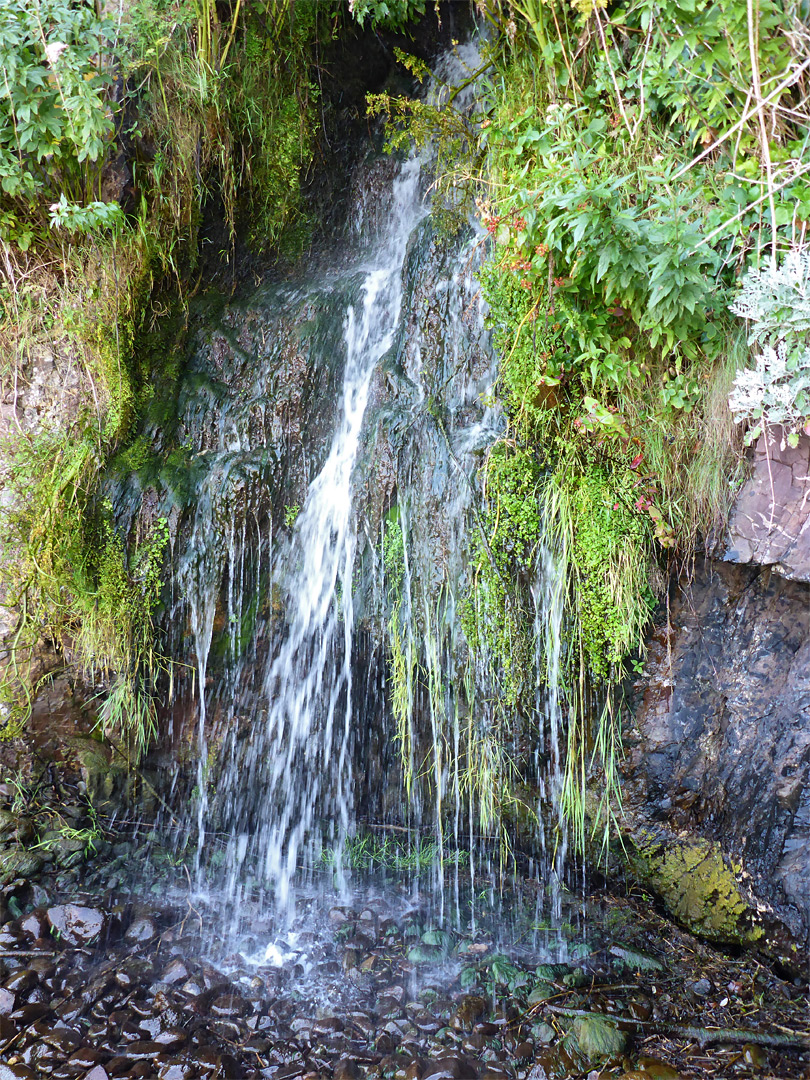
[0,847,43,885]
[628,831,762,945]
[67,736,129,812]
[570,1015,628,1062]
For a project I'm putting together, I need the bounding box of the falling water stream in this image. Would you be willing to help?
[140,38,582,967]
[216,156,427,919]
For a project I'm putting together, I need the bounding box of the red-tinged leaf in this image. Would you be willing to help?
[630,453,643,470]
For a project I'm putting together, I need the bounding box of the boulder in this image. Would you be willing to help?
[624,559,810,955]
[725,428,810,582]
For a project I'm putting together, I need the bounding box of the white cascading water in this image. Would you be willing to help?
[533,542,569,926]
[163,36,578,958]
[216,156,428,918]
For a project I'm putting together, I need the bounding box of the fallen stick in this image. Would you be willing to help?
[544,1004,810,1050]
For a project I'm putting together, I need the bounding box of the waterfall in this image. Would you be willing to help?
[144,36,578,955]
[217,157,428,917]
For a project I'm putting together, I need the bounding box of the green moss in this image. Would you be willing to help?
[463,443,539,721]
[629,831,763,945]
[569,467,655,679]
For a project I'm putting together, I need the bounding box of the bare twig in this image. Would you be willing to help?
[747,0,777,260]
[671,57,810,182]
[592,7,633,140]
[689,160,810,252]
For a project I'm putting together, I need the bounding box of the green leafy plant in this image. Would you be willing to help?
[0,0,115,206]
[348,0,427,31]
[729,249,810,447]
[284,504,300,528]
[48,196,124,235]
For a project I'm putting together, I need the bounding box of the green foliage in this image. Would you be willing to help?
[0,0,114,204]
[48,196,124,236]
[383,513,417,797]
[367,45,491,234]
[318,832,467,872]
[284,504,300,528]
[481,92,723,386]
[348,0,427,31]
[729,250,810,447]
[567,468,654,678]
[0,0,329,734]
[362,0,802,858]
[462,443,538,723]
[0,420,168,751]
[221,1,322,254]
[383,513,405,589]
[117,0,322,257]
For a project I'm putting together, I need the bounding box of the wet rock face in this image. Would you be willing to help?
[625,559,810,947]
[724,429,810,582]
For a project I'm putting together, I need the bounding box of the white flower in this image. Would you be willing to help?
[44,41,68,66]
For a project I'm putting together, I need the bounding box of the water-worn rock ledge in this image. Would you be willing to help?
[623,559,810,959]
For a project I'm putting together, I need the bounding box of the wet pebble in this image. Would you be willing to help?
[125,916,158,944]
[158,1063,195,1080]
[47,905,106,946]
[0,1064,37,1080]
[162,958,190,984]
[84,1068,110,1080]
[5,969,37,994]
[413,1013,443,1035]
[688,977,713,999]
[210,992,252,1018]
[333,1059,359,1080]
[18,911,47,940]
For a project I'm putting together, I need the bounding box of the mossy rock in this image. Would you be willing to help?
[628,830,763,945]
[67,736,130,812]
[0,846,43,886]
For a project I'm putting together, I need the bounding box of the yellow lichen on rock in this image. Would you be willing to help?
[629,830,763,945]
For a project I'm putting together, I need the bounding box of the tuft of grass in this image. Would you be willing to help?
[619,328,749,555]
[319,832,469,873]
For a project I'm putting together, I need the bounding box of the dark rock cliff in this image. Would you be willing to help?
[624,433,810,960]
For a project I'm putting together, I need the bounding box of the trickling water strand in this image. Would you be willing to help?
[533,541,569,926]
[218,156,427,920]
